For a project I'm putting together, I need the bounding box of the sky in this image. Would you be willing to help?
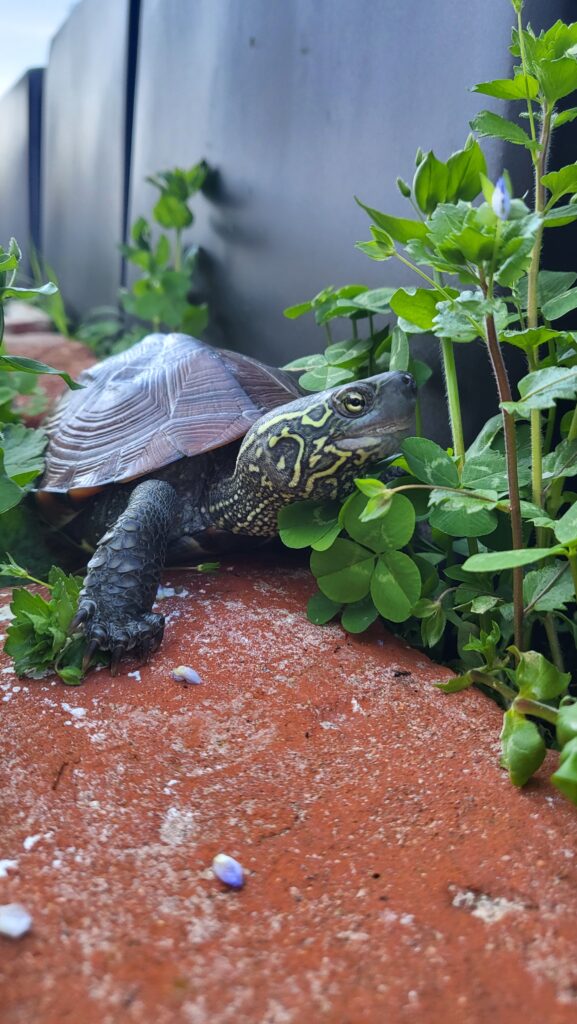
[0,0,78,97]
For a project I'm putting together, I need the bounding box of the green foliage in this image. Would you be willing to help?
[279,2,577,811]
[79,161,210,356]
[2,561,100,685]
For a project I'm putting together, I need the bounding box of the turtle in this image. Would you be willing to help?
[37,332,417,673]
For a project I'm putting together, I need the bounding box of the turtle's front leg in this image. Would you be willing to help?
[70,479,177,674]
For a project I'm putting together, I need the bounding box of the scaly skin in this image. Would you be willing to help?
[71,480,177,673]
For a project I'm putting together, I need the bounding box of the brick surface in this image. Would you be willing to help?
[1,559,576,1024]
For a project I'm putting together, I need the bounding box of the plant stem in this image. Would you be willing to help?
[527,348,543,508]
[174,228,183,272]
[544,613,565,672]
[513,696,559,725]
[470,669,516,703]
[432,269,466,472]
[483,310,524,650]
[439,338,465,471]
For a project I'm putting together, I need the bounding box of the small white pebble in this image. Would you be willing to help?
[127,670,141,682]
[23,835,42,852]
[0,904,32,939]
[171,666,202,685]
[212,853,245,889]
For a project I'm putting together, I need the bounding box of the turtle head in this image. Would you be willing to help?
[238,370,417,503]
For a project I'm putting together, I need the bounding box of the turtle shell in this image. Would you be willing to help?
[39,333,300,493]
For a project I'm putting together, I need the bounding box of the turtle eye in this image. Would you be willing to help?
[335,389,369,417]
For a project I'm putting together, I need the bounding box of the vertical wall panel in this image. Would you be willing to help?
[41,0,139,318]
[0,69,43,270]
[128,0,560,441]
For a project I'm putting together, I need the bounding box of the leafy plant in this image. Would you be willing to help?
[0,238,78,523]
[77,161,211,356]
[280,1,577,807]
[1,557,98,684]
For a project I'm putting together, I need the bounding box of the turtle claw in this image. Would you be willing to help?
[74,608,166,676]
[68,599,96,636]
[82,638,101,674]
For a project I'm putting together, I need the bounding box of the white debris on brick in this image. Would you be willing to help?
[23,835,42,852]
[0,904,32,939]
[0,859,18,878]
[61,703,87,719]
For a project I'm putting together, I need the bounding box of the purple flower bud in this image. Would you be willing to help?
[212,853,245,888]
[171,665,202,685]
[492,176,511,220]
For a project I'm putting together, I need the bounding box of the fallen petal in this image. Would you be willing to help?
[171,666,202,685]
[212,853,245,888]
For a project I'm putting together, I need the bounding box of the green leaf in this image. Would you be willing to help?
[310,539,375,603]
[463,548,560,572]
[461,452,508,492]
[354,477,388,499]
[278,500,341,550]
[554,503,577,545]
[370,551,421,622]
[421,603,446,647]
[390,288,441,332]
[389,326,409,372]
[354,198,428,242]
[402,437,459,487]
[0,473,24,514]
[413,150,449,214]
[470,110,533,148]
[429,504,497,538]
[538,56,577,104]
[553,106,577,127]
[512,648,571,701]
[351,287,396,315]
[552,737,577,806]
[556,703,577,747]
[1,424,46,485]
[470,595,500,614]
[541,162,577,203]
[543,205,577,228]
[516,270,577,309]
[153,194,193,229]
[342,492,415,552]
[542,439,577,480]
[282,353,325,371]
[502,366,577,416]
[0,354,82,391]
[523,563,574,611]
[0,282,58,301]
[444,138,487,202]
[307,591,342,625]
[500,710,546,787]
[298,365,354,392]
[500,327,561,351]
[435,671,475,693]
[284,301,313,320]
[542,287,577,320]
[341,596,379,633]
[472,75,539,101]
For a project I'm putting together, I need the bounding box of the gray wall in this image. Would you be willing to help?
[127,0,557,440]
[41,0,136,318]
[0,69,43,270]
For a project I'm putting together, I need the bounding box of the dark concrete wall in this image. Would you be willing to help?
[41,0,139,318]
[128,0,558,441]
[0,70,43,271]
